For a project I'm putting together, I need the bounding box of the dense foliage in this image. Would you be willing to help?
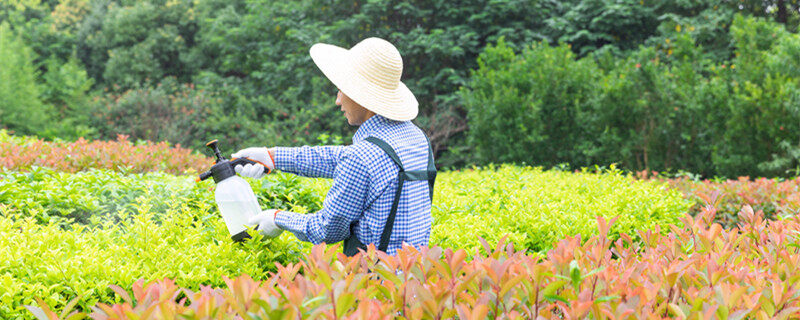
[638,170,800,228]
[0,130,209,175]
[0,161,690,318]
[0,22,52,136]
[431,165,690,253]
[29,206,800,319]
[464,15,800,178]
[0,167,324,227]
[3,1,800,317]
[0,204,308,320]
[85,78,262,151]
[0,167,326,319]
[2,0,798,176]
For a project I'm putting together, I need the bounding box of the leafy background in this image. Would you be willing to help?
[2,0,800,177]
[3,0,800,318]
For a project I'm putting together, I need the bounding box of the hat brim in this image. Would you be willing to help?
[310,43,418,121]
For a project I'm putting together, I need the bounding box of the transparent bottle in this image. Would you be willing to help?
[198,139,263,241]
[215,175,261,241]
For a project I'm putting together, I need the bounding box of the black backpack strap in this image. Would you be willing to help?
[365,137,404,170]
[424,134,436,200]
[364,137,403,252]
[363,136,437,253]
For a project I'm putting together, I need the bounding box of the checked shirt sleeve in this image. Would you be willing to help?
[274,151,371,245]
[274,145,347,178]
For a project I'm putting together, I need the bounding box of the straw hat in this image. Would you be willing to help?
[310,37,419,121]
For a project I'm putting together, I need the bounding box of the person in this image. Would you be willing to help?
[231,37,436,256]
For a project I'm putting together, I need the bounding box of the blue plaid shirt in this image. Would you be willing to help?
[273,115,433,255]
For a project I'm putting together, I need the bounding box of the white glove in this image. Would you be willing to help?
[248,209,283,239]
[231,147,275,179]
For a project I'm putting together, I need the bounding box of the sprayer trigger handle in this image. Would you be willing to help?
[230,157,258,167]
[231,157,272,175]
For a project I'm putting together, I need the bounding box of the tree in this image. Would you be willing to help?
[0,22,52,136]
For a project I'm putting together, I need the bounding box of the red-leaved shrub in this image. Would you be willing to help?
[1,133,210,175]
[638,170,800,227]
[28,205,800,319]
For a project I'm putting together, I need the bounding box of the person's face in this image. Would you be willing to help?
[336,90,375,126]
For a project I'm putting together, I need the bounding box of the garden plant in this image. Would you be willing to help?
[3,0,800,318]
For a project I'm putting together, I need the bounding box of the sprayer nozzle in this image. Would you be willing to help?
[198,171,213,182]
[205,139,224,163]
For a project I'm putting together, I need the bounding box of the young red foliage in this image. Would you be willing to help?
[29,205,800,319]
[1,134,210,175]
[638,170,800,228]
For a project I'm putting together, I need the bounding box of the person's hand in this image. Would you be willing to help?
[248,209,283,239]
[231,147,275,179]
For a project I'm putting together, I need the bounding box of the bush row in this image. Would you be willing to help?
[86,78,283,152]
[463,15,800,178]
[0,205,310,320]
[638,170,800,228]
[0,130,210,175]
[30,206,800,319]
[431,165,690,253]
[2,163,690,253]
[0,164,690,318]
[0,167,324,229]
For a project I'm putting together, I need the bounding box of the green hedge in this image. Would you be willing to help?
[0,167,323,228]
[0,206,310,319]
[463,15,800,178]
[0,165,690,318]
[0,168,324,319]
[430,165,691,253]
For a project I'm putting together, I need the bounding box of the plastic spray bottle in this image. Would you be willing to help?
[197,139,262,242]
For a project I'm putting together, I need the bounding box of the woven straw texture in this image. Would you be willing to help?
[310,37,418,121]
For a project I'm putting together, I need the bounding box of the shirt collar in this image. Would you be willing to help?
[353,115,394,142]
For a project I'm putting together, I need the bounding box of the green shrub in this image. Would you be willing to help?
[0,167,324,229]
[0,204,310,320]
[90,76,284,153]
[0,167,324,319]
[462,38,600,166]
[90,78,213,150]
[718,15,800,177]
[39,56,95,140]
[293,164,691,254]
[0,163,690,318]
[0,167,206,227]
[0,130,36,145]
[462,15,800,178]
[0,22,52,136]
[430,165,692,253]
[197,164,689,254]
[587,39,715,174]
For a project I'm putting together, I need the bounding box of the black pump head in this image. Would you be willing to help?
[205,139,224,162]
[198,139,256,183]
